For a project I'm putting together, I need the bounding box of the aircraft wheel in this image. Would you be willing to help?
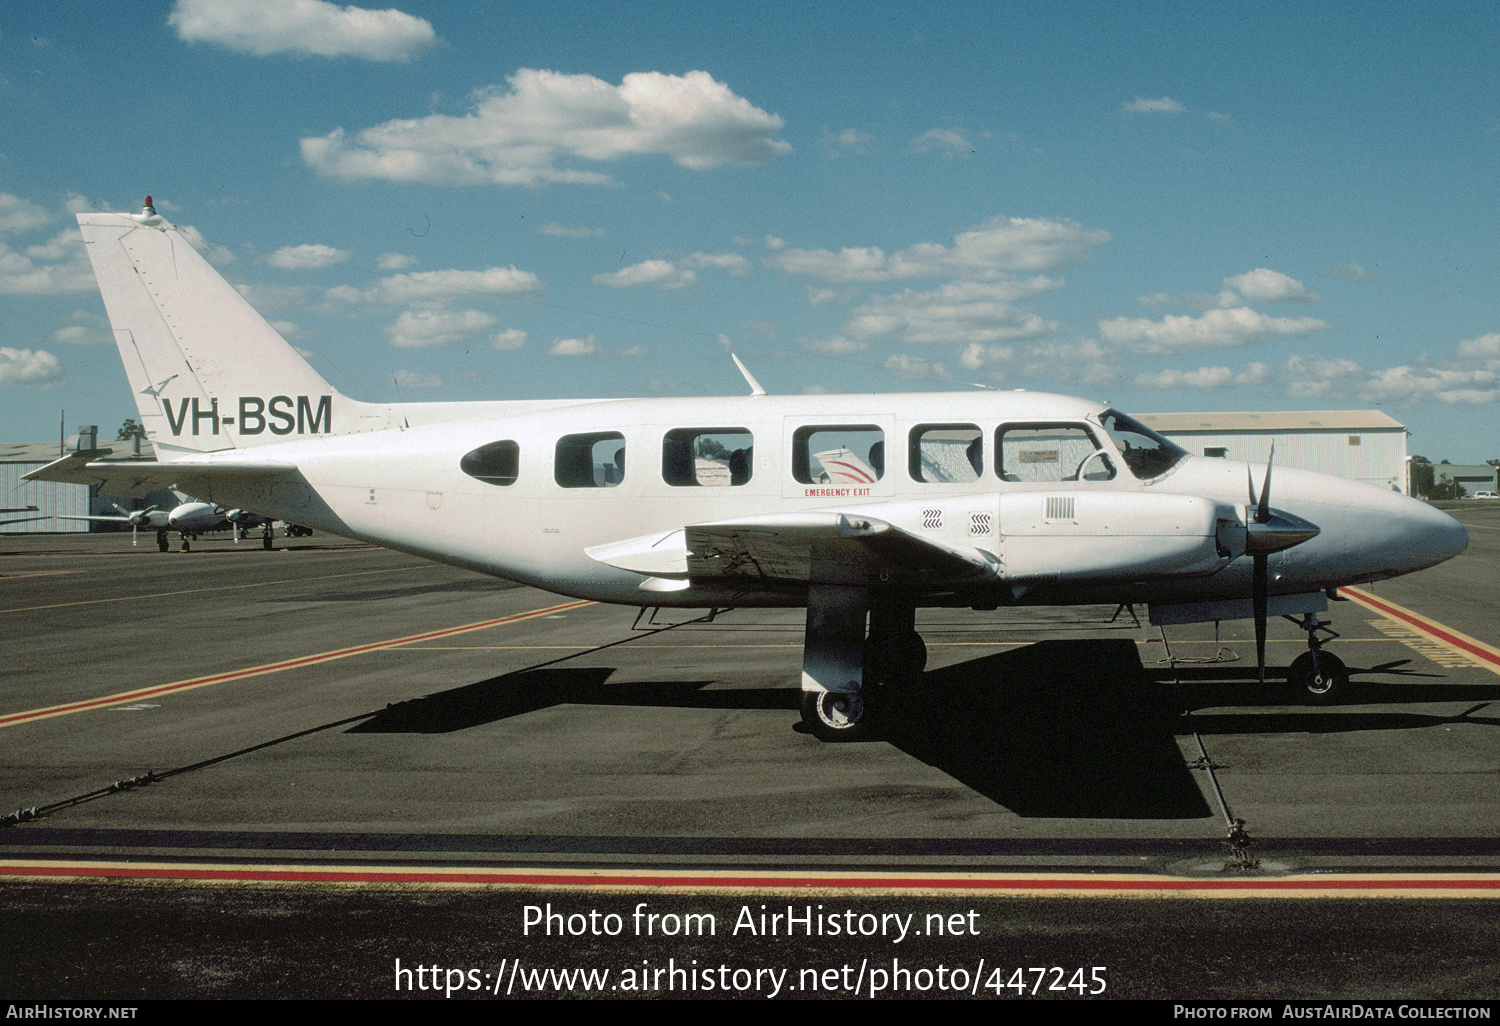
[1288,651,1347,702]
[262,534,273,550]
[800,689,873,742]
[157,533,169,553]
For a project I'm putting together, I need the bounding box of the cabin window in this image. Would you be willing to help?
[995,423,1116,483]
[555,431,626,488]
[662,428,753,487]
[792,425,884,485]
[909,424,982,483]
[459,440,520,486]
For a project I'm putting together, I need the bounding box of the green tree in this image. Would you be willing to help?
[116,418,145,441]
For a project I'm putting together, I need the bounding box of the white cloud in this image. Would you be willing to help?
[959,342,1014,370]
[684,251,751,275]
[1099,307,1329,354]
[538,222,605,238]
[1361,365,1499,405]
[1017,338,1121,387]
[1455,333,1500,362]
[0,193,51,233]
[910,128,971,156]
[1224,268,1319,303]
[549,335,600,356]
[766,216,1108,281]
[491,328,526,350]
[385,308,496,347]
[301,69,790,186]
[0,230,95,294]
[1280,355,1366,398]
[390,369,443,388]
[844,281,1061,345]
[0,347,64,386]
[176,223,237,264]
[234,282,308,314]
[824,127,872,156]
[884,354,951,381]
[803,336,869,357]
[1333,263,1379,282]
[340,266,543,306]
[593,259,696,289]
[169,0,438,62]
[52,311,109,345]
[1133,366,1236,390]
[377,252,416,270]
[267,243,349,269]
[1123,96,1186,114]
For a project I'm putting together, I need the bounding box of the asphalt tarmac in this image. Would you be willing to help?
[2,509,1498,1001]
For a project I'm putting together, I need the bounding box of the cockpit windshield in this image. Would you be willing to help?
[1097,409,1189,480]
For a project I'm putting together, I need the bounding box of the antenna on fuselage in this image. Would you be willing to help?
[731,352,767,397]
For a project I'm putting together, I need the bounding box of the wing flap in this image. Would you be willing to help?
[589,511,998,588]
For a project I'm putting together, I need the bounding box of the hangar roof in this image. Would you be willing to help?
[1137,410,1405,434]
[0,440,158,463]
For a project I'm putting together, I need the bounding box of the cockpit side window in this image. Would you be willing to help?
[555,431,626,488]
[1098,409,1189,480]
[909,424,982,483]
[460,440,520,486]
[995,423,1115,483]
[663,428,754,486]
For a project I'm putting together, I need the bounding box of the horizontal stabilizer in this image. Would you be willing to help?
[24,454,296,496]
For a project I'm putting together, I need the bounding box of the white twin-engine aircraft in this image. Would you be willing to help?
[29,200,1469,739]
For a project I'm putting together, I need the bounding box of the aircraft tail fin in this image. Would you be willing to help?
[77,201,349,455]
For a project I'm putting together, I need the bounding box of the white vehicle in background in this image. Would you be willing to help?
[1472,490,1498,500]
[26,199,1471,739]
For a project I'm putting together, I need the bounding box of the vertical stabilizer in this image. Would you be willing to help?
[78,205,345,454]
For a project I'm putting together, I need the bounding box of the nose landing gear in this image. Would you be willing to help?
[1285,611,1348,701]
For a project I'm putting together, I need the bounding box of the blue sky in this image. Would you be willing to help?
[3,0,1499,461]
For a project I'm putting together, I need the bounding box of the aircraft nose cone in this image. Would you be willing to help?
[1416,500,1469,565]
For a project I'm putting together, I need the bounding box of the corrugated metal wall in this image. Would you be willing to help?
[1157,430,1408,493]
[0,463,91,533]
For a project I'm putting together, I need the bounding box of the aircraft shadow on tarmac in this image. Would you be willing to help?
[343,636,1500,819]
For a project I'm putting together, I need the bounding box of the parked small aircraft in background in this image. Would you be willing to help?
[61,498,279,550]
[27,200,1470,739]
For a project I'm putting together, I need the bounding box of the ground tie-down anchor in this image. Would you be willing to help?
[1222,818,1260,872]
[1,807,40,827]
[107,771,159,793]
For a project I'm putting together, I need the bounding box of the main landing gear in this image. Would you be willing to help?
[798,586,927,741]
[1285,611,1348,701]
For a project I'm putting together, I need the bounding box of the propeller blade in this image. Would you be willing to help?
[1253,553,1268,684]
[132,523,138,547]
[1256,445,1275,525]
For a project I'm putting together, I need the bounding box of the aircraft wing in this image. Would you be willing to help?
[0,515,51,527]
[22,450,297,497]
[587,511,999,588]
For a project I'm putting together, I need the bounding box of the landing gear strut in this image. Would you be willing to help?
[798,588,926,741]
[156,530,169,553]
[1285,611,1347,701]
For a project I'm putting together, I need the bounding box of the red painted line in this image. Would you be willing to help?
[4,863,1500,894]
[1341,586,1500,668]
[0,598,594,728]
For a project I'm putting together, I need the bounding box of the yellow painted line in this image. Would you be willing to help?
[0,562,441,614]
[4,861,1500,897]
[0,599,594,728]
[1341,586,1500,677]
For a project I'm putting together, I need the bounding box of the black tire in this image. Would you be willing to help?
[1288,651,1348,701]
[800,689,874,742]
[157,533,169,552]
[262,534,272,550]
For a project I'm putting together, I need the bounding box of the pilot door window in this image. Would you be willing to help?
[662,428,753,486]
[908,424,983,483]
[555,431,626,488]
[791,425,884,485]
[995,424,1116,483]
